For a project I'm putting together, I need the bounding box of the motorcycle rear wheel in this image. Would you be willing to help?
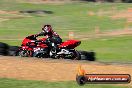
[72,50,81,60]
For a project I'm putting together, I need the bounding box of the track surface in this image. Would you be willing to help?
[0,56,131,86]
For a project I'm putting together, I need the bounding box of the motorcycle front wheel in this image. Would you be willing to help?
[19,50,32,57]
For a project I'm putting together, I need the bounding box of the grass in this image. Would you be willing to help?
[0,1,131,37]
[0,78,129,88]
[77,35,132,62]
[0,1,131,34]
[0,1,131,88]
[0,0,132,62]
[1,35,132,63]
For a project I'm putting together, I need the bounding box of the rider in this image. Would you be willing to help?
[36,24,62,52]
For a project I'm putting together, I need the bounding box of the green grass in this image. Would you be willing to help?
[0,1,131,34]
[0,1,131,36]
[0,1,131,88]
[77,35,132,62]
[1,35,132,62]
[0,0,132,62]
[0,78,129,88]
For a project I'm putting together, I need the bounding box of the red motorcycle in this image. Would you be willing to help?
[19,35,81,60]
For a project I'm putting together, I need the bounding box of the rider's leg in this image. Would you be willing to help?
[45,37,62,53]
[52,36,62,52]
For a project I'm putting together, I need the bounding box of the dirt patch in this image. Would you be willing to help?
[0,10,18,14]
[1,29,132,40]
[111,8,132,19]
[112,12,132,19]
[94,29,132,38]
[0,10,31,20]
[19,0,73,4]
[0,18,9,22]
[0,10,18,21]
[0,56,131,87]
[75,29,132,40]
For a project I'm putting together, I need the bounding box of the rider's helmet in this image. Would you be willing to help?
[42,24,53,34]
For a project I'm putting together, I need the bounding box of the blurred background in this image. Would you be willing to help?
[0,0,132,62]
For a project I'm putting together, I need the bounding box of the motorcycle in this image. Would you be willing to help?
[19,35,81,60]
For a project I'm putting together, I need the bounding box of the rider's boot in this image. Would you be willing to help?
[51,43,60,53]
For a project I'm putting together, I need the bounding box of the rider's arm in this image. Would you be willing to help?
[37,31,47,36]
[26,34,37,39]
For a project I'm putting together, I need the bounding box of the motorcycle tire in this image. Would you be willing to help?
[7,46,20,56]
[8,50,18,56]
[86,51,95,61]
[0,42,9,49]
[79,51,95,61]
[0,48,7,55]
[73,50,81,60]
[8,46,19,51]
